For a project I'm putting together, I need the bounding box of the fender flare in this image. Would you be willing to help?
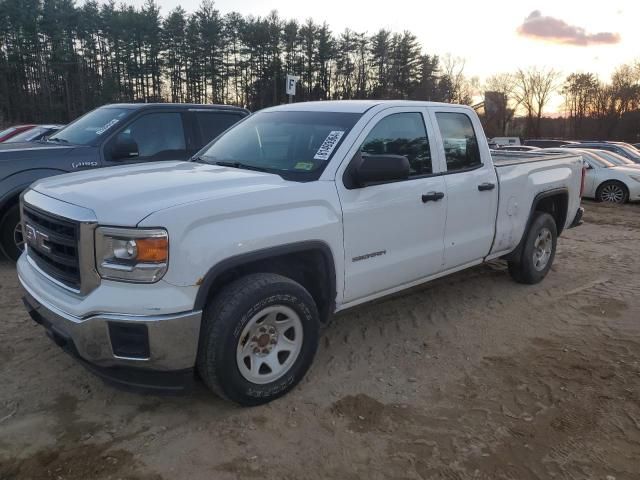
[193,240,337,313]
[0,183,32,214]
[0,168,69,214]
[504,187,569,262]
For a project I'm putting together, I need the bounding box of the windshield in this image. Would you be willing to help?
[195,111,362,181]
[5,126,53,143]
[581,152,614,168]
[49,107,130,145]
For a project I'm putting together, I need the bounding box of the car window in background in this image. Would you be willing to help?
[112,112,186,161]
[583,153,614,168]
[197,111,361,181]
[49,107,130,145]
[435,112,482,172]
[360,112,432,177]
[615,144,640,161]
[0,127,17,138]
[195,112,245,146]
[5,126,58,143]
[592,150,637,166]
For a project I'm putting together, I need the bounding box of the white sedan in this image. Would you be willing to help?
[544,148,640,203]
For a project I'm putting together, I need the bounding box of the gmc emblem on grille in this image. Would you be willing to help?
[24,223,51,253]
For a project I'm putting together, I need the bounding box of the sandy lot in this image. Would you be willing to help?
[1,201,639,480]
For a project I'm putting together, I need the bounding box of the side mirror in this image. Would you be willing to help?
[345,152,410,189]
[110,134,139,160]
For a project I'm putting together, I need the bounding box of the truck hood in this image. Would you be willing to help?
[32,161,289,225]
[0,141,75,160]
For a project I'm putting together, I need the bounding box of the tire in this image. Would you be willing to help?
[508,212,557,285]
[0,204,23,261]
[197,273,320,406]
[596,180,628,204]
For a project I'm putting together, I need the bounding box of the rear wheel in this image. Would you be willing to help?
[0,204,23,261]
[508,212,557,285]
[596,181,628,204]
[197,273,320,406]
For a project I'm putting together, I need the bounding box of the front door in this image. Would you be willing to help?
[103,111,189,165]
[337,108,447,303]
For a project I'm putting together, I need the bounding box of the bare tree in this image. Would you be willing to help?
[514,67,560,138]
[562,73,599,138]
[441,54,475,104]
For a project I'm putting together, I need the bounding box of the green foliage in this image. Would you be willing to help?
[0,0,453,123]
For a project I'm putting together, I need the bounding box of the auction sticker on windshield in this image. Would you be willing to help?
[313,131,345,161]
[96,119,120,135]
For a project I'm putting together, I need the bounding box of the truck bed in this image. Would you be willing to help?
[488,149,583,259]
[491,150,580,167]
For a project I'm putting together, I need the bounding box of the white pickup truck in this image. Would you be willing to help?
[18,100,584,405]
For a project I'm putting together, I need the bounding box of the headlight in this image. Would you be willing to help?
[629,174,640,183]
[95,227,168,283]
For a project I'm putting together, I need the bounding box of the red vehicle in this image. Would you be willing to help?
[0,125,36,142]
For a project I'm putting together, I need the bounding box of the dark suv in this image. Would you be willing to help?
[0,103,249,260]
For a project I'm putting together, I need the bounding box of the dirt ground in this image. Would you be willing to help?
[1,200,639,480]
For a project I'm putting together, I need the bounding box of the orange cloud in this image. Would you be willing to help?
[517,11,621,46]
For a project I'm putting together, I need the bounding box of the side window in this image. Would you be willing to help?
[359,113,432,177]
[109,112,186,161]
[195,112,244,147]
[435,112,481,172]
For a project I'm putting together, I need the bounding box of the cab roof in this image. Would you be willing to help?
[262,99,468,114]
[102,103,249,113]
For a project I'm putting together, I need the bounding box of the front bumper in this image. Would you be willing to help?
[20,277,202,392]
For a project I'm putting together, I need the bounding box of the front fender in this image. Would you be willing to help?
[138,181,345,303]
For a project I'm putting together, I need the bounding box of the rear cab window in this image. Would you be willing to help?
[435,112,482,172]
[194,111,246,147]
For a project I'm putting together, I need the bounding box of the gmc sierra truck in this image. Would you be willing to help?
[0,103,249,260]
[18,100,584,406]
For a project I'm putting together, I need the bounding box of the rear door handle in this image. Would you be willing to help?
[478,182,496,191]
[422,191,445,203]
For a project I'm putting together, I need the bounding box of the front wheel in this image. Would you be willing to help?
[508,212,557,285]
[0,204,24,261]
[197,273,320,406]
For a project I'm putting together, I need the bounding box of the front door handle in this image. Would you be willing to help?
[478,182,496,191]
[422,191,445,203]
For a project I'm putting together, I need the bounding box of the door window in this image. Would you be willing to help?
[435,112,481,172]
[360,113,432,177]
[108,112,186,161]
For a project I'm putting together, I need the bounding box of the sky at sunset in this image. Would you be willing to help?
[122,0,637,110]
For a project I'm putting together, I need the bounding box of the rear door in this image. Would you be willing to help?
[336,107,447,303]
[192,110,247,150]
[429,108,499,269]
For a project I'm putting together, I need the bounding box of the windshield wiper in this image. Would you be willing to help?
[191,156,209,164]
[212,160,270,173]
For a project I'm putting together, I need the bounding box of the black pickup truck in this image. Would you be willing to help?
[0,103,249,260]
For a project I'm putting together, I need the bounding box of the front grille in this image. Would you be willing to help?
[23,205,81,290]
